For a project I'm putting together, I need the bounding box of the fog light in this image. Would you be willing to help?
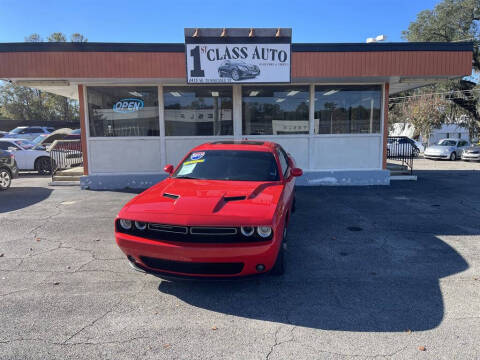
[119,219,132,230]
[256,264,265,272]
[135,221,147,230]
[257,226,272,238]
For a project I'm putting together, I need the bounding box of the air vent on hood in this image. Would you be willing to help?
[223,196,246,202]
[163,193,180,200]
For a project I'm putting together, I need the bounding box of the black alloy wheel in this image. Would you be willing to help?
[36,157,52,175]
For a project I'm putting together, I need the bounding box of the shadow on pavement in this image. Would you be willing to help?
[158,171,477,332]
[0,187,53,213]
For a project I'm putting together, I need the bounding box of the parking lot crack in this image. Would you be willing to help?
[61,279,148,344]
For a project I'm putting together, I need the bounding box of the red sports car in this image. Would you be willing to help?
[114,141,302,278]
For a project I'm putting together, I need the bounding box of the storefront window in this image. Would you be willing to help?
[314,85,382,134]
[242,86,309,135]
[164,87,233,136]
[87,86,159,137]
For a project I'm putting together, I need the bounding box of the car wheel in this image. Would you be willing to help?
[450,152,456,161]
[413,148,420,157]
[36,157,52,175]
[270,224,287,276]
[0,169,11,190]
[231,69,240,81]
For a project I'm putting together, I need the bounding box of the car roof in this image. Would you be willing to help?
[192,141,278,152]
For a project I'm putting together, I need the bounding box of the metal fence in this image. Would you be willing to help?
[49,140,83,179]
[387,136,419,175]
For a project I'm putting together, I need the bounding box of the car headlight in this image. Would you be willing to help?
[135,221,147,230]
[119,219,132,230]
[257,226,272,238]
[241,226,255,237]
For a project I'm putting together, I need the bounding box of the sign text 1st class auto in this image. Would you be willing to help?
[205,45,288,62]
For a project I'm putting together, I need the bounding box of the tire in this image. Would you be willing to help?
[0,168,12,191]
[231,69,240,81]
[35,157,52,175]
[450,152,456,161]
[270,224,287,276]
[413,148,420,157]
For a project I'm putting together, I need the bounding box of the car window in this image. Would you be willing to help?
[276,148,289,176]
[0,142,15,150]
[173,150,279,181]
[438,140,457,146]
[29,128,44,133]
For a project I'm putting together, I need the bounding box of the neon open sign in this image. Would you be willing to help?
[113,98,144,113]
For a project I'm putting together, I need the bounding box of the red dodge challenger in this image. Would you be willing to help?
[115,141,302,278]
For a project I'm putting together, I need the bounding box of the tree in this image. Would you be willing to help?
[395,0,480,140]
[47,32,67,42]
[70,33,88,42]
[25,33,42,42]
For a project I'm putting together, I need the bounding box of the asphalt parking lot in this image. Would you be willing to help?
[1,167,480,360]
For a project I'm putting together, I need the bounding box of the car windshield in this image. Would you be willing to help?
[32,135,47,144]
[173,150,279,181]
[437,140,457,146]
[10,127,26,134]
[14,140,35,150]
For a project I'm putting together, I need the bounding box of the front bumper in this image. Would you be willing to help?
[115,232,280,278]
[424,153,450,159]
[462,153,480,161]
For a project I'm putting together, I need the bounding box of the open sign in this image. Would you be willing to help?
[113,98,144,113]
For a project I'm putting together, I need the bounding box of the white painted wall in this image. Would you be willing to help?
[311,135,382,170]
[88,138,162,173]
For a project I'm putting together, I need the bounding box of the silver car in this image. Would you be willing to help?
[461,145,480,162]
[424,139,470,161]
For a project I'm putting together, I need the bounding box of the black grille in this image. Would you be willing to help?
[140,256,244,275]
[116,220,273,243]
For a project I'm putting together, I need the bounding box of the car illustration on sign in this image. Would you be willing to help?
[114,141,303,278]
[218,60,260,81]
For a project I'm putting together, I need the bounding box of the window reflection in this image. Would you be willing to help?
[164,87,233,136]
[314,86,382,134]
[87,86,159,137]
[242,86,309,135]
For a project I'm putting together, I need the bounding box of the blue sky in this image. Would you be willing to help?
[0,0,439,43]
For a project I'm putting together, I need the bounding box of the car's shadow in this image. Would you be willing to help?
[158,173,476,332]
[0,186,53,213]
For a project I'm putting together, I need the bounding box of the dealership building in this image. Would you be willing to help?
[0,28,472,189]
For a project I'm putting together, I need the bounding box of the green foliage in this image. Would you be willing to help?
[393,0,480,140]
[47,32,67,42]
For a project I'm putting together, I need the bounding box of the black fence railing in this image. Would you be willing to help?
[387,136,419,175]
[49,140,83,179]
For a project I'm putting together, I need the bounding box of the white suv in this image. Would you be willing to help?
[4,126,54,141]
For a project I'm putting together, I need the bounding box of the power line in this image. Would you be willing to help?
[389,88,480,101]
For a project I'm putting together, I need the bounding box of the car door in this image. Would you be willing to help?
[1,141,28,169]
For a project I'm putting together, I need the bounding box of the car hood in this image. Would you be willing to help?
[426,145,452,152]
[118,178,284,226]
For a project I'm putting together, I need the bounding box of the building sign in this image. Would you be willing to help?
[112,98,144,113]
[185,29,291,84]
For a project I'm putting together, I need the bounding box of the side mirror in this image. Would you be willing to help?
[7,146,17,151]
[163,164,174,174]
[291,168,303,177]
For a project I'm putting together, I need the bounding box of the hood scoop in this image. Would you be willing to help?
[223,196,246,202]
[163,192,180,200]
